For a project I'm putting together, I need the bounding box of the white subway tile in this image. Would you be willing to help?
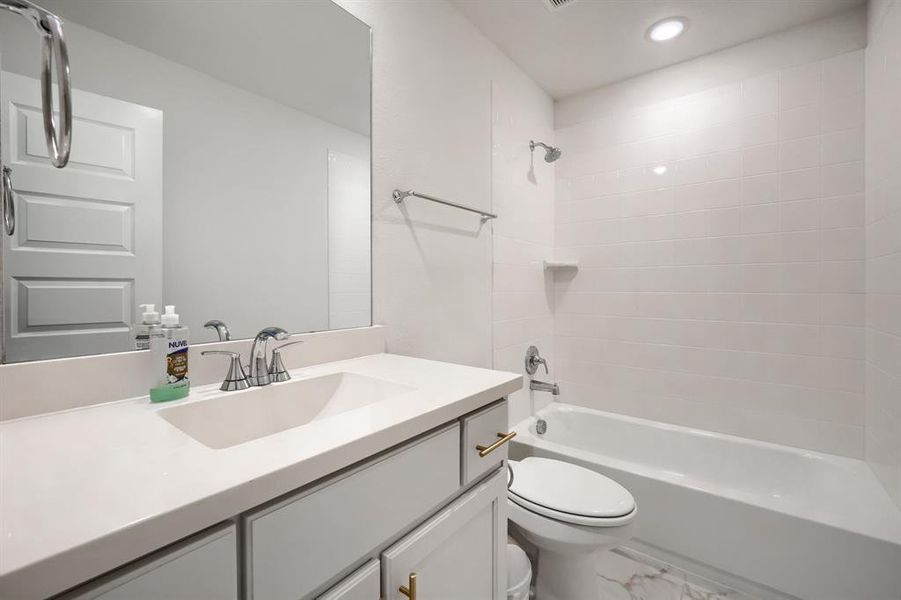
[821,51,865,99]
[741,173,779,205]
[701,179,743,209]
[743,234,784,264]
[781,198,820,231]
[740,113,779,147]
[820,261,864,293]
[821,128,864,165]
[742,203,781,234]
[778,137,821,171]
[706,150,743,180]
[821,94,864,133]
[781,230,820,262]
[821,227,865,261]
[780,262,821,293]
[741,73,779,116]
[779,63,822,111]
[821,293,865,326]
[672,156,708,186]
[821,194,864,228]
[707,207,743,236]
[780,167,822,201]
[821,162,864,196]
[742,144,778,176]
[779,104,820,140]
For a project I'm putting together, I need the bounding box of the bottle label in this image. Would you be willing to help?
[166,341,189,383]
[135,334,151,351]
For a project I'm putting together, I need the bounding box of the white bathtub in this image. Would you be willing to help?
[510,403,901,600]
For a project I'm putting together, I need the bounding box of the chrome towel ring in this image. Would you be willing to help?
[0,0,72,169]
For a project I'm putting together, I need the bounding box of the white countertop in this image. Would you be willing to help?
[0,353,522,598]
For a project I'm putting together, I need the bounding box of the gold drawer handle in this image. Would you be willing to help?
[399,572,416,599]
[476,431,516,458]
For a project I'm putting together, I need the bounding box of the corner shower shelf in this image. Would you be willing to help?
[543,260,579,271]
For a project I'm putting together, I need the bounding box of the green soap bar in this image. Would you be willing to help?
[150,380,190,403]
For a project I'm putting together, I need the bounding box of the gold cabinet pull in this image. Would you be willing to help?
[399,572,416,599]
[476,431,516,458]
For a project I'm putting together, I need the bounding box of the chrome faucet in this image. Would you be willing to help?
[529,379,560,395]
[204,319,231,342]
[248,326,290,386]
[524,345,560,396]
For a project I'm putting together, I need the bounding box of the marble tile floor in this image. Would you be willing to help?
[594,548,760,600]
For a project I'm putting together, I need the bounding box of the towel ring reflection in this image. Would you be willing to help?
[40,12,72,168]
[0,0,73,169]
[2,168,14,236]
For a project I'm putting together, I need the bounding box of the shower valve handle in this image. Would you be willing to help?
[525,345,549,376]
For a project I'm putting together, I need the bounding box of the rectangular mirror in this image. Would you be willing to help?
[0,0,371,363]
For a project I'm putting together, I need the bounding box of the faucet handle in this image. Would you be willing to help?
[201,350,250,391]
[268,340,304,383]
[525,345,549,375]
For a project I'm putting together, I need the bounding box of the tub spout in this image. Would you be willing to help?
[530,379,559,395]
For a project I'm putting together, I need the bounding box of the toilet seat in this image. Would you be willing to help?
[508,457,636,527]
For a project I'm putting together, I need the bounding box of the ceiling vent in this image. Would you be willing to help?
[543,0,577,12]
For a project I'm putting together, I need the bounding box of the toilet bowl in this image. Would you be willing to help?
[506,457,636,600]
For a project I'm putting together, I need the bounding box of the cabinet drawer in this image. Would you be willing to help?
[317,559,380,600]
[461,400,511,485]
[63,523,238,600]
[244,423,461,600]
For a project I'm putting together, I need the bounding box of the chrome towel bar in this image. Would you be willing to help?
[393,189,497,221]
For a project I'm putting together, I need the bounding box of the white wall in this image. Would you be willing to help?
[552,10,868,457]
[335,1,554,378]
[865,0,901,507]
[491,82,556,426]
[0,14,370,345]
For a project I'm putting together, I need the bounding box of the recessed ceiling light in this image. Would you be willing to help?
[652,165,668,175]
[647,17,688,42]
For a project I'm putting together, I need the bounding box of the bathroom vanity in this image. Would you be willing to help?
[0,2,524,598]
[0,346,522,599]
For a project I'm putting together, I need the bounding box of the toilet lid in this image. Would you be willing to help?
[508,457,635,520]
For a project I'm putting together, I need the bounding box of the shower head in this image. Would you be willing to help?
[530,140,562,163]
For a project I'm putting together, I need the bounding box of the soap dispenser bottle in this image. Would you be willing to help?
[133,304,160,350]
[149,305,190,402]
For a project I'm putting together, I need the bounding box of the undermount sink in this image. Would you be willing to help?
[159,372,416,449]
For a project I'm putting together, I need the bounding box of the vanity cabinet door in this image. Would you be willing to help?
[381,468,507,600]
[63,523,237,600]
[317,559,380,600]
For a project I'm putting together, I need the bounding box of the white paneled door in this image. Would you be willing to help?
[1,72,162,362]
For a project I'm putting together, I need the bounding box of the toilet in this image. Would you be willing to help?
[507,457,637,600]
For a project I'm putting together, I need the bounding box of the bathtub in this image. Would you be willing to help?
[510,403,901,600]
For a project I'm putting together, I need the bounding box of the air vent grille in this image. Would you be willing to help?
[543,0,577,12]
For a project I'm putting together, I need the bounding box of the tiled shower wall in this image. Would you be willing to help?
[491,81,556,427]
[865,0,901,507]
[553,48,867,457]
